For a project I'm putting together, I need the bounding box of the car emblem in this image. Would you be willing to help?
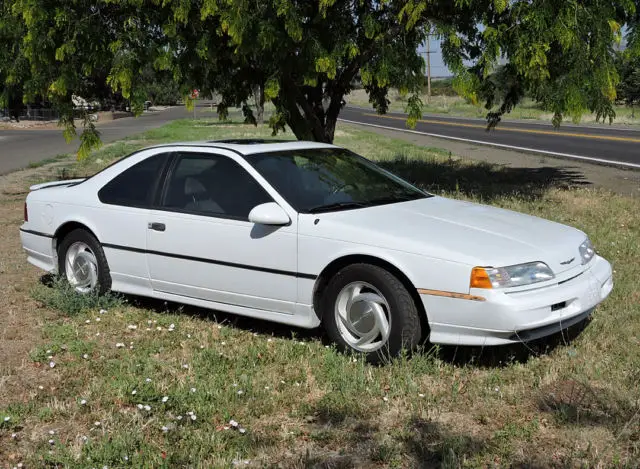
[560,257,575,265]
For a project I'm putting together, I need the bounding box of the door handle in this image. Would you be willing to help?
[148,222,166,232]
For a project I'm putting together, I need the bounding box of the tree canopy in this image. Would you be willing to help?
[1,0,639,158]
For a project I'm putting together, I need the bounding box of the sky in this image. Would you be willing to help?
[417,36,452,78]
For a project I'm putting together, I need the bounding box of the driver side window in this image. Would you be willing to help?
[160,152,272,221]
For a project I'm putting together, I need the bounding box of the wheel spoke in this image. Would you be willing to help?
[337,309,363,337]
[370,304,390,341]
[345,284,362,311]
[354,328,379,346]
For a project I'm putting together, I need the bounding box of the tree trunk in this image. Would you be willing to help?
[275,77,347,143]
[252,84,265,125]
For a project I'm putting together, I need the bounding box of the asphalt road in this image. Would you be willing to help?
[339,107,640,169]
[0,104,217,175]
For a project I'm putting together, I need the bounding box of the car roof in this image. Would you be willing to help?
[156,139,337,156]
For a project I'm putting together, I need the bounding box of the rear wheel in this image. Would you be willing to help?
[57,229,111,295]
[321,263,422,364]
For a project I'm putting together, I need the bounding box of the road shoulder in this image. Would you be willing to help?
[340,121,640,197]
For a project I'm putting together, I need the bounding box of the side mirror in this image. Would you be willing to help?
[248,202,291,226]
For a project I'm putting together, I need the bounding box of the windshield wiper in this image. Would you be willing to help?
[307,201,368,214]
[366,194,423,206]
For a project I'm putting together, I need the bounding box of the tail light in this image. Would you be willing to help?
[24,201,28,222]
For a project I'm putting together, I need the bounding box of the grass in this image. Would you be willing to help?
[0,117,639,468]
[345,88,640,126]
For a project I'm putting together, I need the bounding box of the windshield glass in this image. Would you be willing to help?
[246,148,430,213]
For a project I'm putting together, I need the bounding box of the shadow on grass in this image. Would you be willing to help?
[435,317,592,369]
[378,156,590,201]
[38,274,592,370]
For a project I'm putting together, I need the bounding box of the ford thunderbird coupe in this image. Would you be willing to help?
[20,140,613,363]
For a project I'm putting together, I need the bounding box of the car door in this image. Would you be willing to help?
[94,150,173,293]
[146,150,298,315]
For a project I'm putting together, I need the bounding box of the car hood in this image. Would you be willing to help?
[299,196,587,274]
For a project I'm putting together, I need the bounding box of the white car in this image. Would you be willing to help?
[20,140,613,363]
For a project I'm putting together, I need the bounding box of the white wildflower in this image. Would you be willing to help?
[127,325,137,330]
[95,318,101,322]
[187,334,191,338]
[137,404,143,410]
[190,414,196,421]
[38,385,44,390]
[115,343,125,348]
[99,309,107,314]
[131,390,137,395]
[156,327,162,331]
[83,354,89,359]
[161,426,169,433]
[190,387,196,393]
[145,378,152,383]
[237,390,244,395]
[418,393,425,398]
[162,396,169,403]
[229,419,239,428]
[182,364,189,369]
[48,439,55,445]
[49,361,56,368]
[382,396,389,402]
[85,320,91,324]
[176,415,183,421]
[221,341,226,345]
[49,430,55,435]
[11,433,17,439]
[94,421,101,426]
[143,405,151,411]
[238,428,246,435]
[80,399,87,405]
[4,416,10,422]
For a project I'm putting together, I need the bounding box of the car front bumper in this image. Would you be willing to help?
[422,255,613,346]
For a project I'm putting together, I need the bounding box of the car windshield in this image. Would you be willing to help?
[246,148,430,213]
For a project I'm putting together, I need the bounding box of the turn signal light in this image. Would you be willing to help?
[470,267,493,289]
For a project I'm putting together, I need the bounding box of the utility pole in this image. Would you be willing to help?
[424,26,435,103]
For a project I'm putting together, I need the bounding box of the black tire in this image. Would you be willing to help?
[57,228,112,295]
[321,263,422,364]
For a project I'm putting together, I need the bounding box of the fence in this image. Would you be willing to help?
[1,107,61,121]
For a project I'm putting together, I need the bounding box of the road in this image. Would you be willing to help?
[0,104,217,174]
[339,107,640,169]
[3,103,639,173]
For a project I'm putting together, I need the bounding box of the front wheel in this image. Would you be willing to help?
[321,263,422,364]
[57,229,111,295]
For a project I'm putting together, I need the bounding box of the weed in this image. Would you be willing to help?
[31,276,124,316]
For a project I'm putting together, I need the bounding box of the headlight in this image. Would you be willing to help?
[579,237,595,265]
[471,262,555,289]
